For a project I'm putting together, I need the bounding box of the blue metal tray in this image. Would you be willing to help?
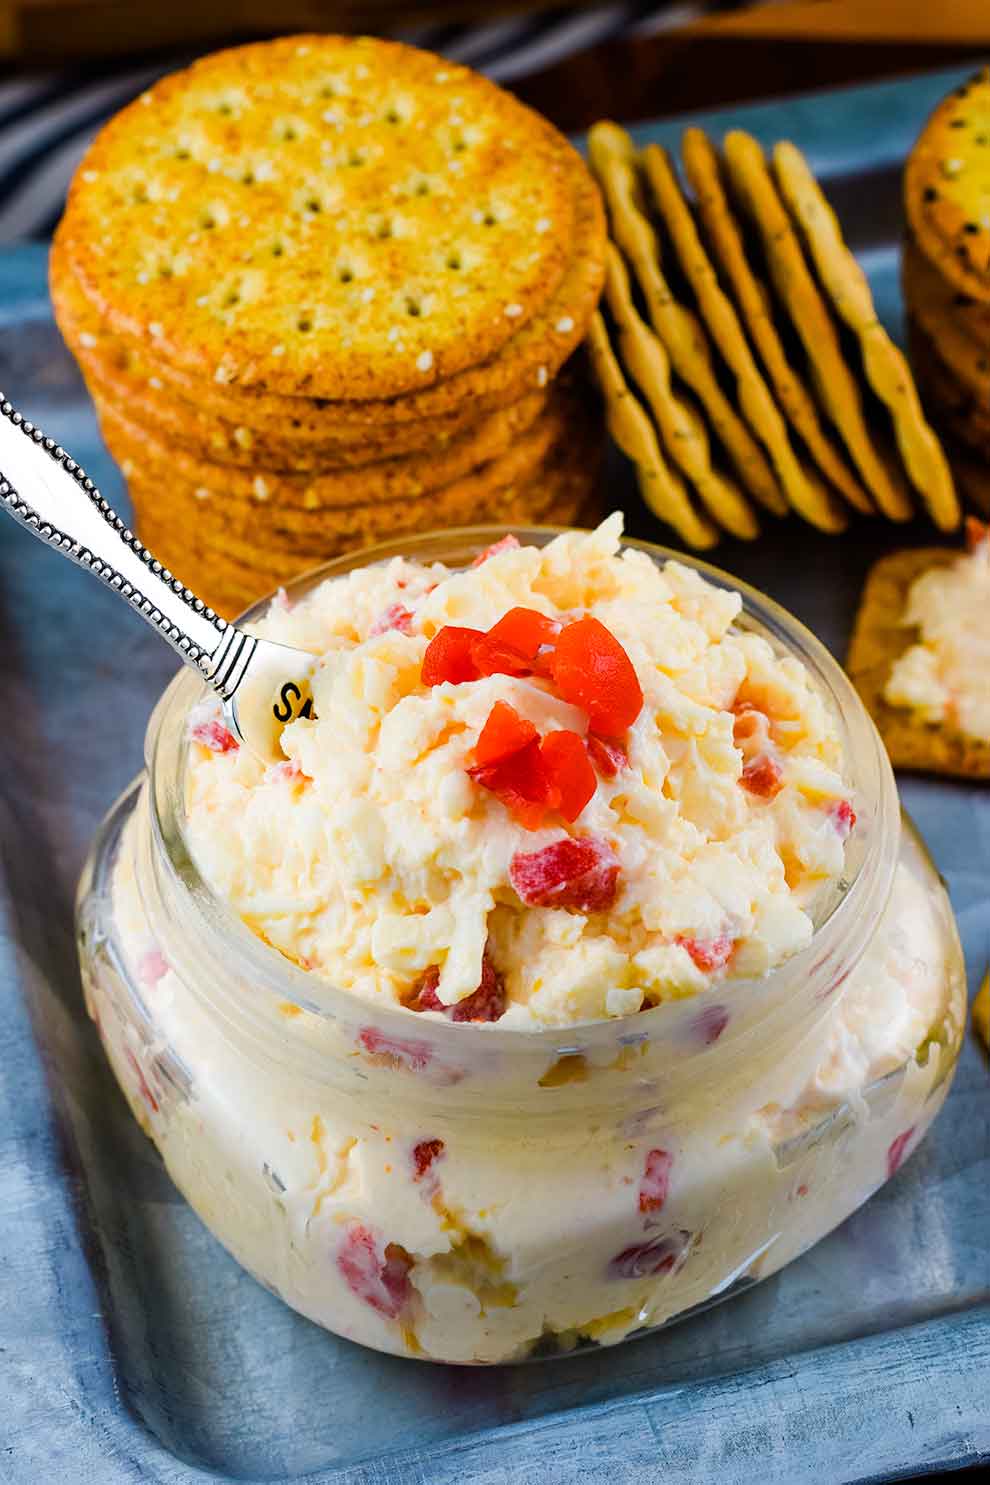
[1,63,988,1485]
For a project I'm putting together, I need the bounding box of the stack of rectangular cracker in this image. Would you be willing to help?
[586,119,961,548]
[903,67,990,517]
[51,35,607,616]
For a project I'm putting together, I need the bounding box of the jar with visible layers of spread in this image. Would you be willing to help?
[76,526,966,1365]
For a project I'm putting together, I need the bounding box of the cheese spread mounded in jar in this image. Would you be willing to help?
[184,515,857,1027]
[78,519,966,1365]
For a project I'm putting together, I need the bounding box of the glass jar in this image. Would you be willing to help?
[76,528,966,1365]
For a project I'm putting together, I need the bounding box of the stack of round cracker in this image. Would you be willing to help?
[583,118,960,547]
[52,35,607,615]
[904,67,990,515]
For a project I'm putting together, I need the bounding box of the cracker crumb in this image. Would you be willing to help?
[416,350,434,372]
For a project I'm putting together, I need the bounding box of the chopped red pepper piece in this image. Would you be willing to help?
[471,534,520,566]
[509,836,620,912]
[421,625,485,686]
[740,753,783,799]
[469,737,560,830]
[190,719,239,753]
[337,1221,412,1319]
[370,602,414,637]
[587,734,628,778]
[828,799,857,838]
[540,729,596,822]
[357,1026,432,1072]
[677,933,735,973]
[551,616,643,736]
[485,607,561,660]
[469,632,535,678]
[412,1138,445,1181]
[639,1148,673,1214]
[965,516,989,553]
[886,1127,916,1180]
[472,701,538,768]
[410,950,507,1023]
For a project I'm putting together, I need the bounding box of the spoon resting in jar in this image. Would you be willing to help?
[0,392,318,762]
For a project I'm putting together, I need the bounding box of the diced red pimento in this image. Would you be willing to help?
[471,534,520,566]
[138,948,169,988]
[539,730,596,822]
[587,734,628,779]
[608,1233,687,1280]
[509,836,620,913]
[412,1138,445,1181]
[638,1148,673,1214]
[336,1221,412,1319]
[551,616,643,737]
[370,603,414,637]
[190,719,239,753]
[965,515,989,552]
[358,1026,432,1072]
[469,737,560,830]
[421,625,485,686]
[469,632,536,679]
[828,799,857,838]
[471,701,538,769]
[484,606,561,660]
[677,933,735,974]
[886,1127,916,1180]
[740,753,783,799]
[412,949,508,1024]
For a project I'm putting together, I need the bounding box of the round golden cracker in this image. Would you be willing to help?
[723,130,914,523]
[847,545,990,779]
[642,142,847,535]
[587,121,785,517]
[974,971,990,1052]
[681,128,871,518]
[58,35,582,400]
[586,311,716,550]
[902,235,990,410]
[602,244,758,539]
[133,436,602,617]
[904,68,990,305]
[93,379,555,509]
[52,163,605,432]
[774,140,959,532]
[905,313,990,462]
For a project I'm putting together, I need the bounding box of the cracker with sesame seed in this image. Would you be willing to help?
[847,545,990,779]
[56,34,584,401]
[51,162,604,432]
[642,141,848,534]
[902,236,990,407]
[775,140,959,531]
[95,378,573,525]
[723,130,914,523]
[904,68,990,305]
[681,127,872,518]
[601,243,759,540]
[588,121,786,517]
[131,413,603,617]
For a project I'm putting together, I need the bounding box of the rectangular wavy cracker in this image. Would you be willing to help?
[602,243,758,539]
[586,311,717,549]
[680,128,873,519]
[774,140,959,531]
[641,141,846,534]
[587,121,786,516]
[847,547,990,779]
[723,129,914,523]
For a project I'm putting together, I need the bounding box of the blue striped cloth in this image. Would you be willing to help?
[0,2,735,242]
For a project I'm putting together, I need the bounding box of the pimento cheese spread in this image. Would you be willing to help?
[885,518,990,740]
[184,517,856,1028]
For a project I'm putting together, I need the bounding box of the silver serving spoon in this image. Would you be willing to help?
[0,392,318,762]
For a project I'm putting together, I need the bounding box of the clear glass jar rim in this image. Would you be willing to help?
[145,522,900,1055]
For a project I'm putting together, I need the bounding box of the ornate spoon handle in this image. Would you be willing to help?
[0,393,315,757]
